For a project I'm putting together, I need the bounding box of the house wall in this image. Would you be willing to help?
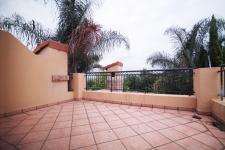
[0,31,73,115]
[107,65,123,72]
[106,64,123,90]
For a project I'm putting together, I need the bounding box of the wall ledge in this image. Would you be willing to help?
[85,90,196,98]
[83,98,195,112]
[84,90,196,109]
[211,98,225,125]
[212,98,225,105]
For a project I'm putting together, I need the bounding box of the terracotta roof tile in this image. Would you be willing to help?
[104,61,123,69]
[33,40,68,54]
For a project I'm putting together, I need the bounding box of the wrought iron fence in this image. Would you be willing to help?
[86,68,193,95]
[220,64,225,101]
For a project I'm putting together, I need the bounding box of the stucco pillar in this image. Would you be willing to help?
[73,73,86,100]
[193,67,220,114]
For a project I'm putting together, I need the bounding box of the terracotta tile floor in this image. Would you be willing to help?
[0,100,225,150]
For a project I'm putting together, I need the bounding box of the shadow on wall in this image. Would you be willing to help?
[0,31,73,115]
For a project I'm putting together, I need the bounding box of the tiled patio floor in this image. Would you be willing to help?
[0,100,225,150]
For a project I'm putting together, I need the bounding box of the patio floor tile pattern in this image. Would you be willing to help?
[0,100,224,150]
[121,135,152,150]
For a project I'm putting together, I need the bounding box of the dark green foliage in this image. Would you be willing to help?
[146,52,180,69]
[54,0,92,43]
[122,70,193,95]
[153,71,193,95]
[87,75,107,90]
[222,47,225,63]
[209,15,223,66]
[147,15,225,69]
[68,19,129,73]
[195,46,209,68]
[147,21,207,69]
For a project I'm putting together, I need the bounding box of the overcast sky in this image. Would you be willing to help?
[1,0,225,70]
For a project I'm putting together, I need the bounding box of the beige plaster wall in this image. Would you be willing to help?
[83,91,196,109]
[73,73,86,99]
[193,67,220,113]
[212,99,225,124]
[0,31,73,114]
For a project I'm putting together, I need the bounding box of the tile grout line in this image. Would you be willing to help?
[2,100,223,150]
[106,101,217,149]
[13,109,50,149]
[94,101,218,149]
[39,105,63,150]
[83,101,98,150]
[15,109,51,147]
[0,113,30,149]
[1,112,31,135]
[104,102,156,149]
[68,101,75,150]
[100,102,185,149]
[198,120,225,149]
[94,101,128,150]
[67,101,224,149]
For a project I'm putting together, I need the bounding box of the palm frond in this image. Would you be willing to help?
[68,18,129,72]
[0,13,52,46]
[95,30,130,51]
[146,52,180,69]
[55,0,92,43]
[164,27,188,51]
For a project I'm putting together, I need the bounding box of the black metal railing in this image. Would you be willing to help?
[86,68,193,95]
[220,64,225,101]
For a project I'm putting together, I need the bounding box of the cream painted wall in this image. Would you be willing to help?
[193,67,220,113]
[0,31,73,114]
[212,99,225,124]
[73,73,86,99]
[83,91,196,109]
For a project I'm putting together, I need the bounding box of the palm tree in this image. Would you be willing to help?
[68,18,129,72]
[0,13,52,46]
[147,20,207,69]
[147,16,225,69]
[0,0,129,73]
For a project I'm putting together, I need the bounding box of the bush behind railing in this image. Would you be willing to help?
[86,69,193,95]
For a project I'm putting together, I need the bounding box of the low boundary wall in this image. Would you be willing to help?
[83,90,197,111]
[212,98,225,124]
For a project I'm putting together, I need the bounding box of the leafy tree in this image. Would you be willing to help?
[0,14,52,46]
[122,70,192,95]
[209,15,223,66]
[0,0,129,73]
[147,21,206,68]
[147,15,225,69]
[222,46,225,63]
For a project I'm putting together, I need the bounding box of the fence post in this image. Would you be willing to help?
[73,73,86,100]
[221,67,223,101]
[110,72,113,92]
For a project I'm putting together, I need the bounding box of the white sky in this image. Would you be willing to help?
[0,0,225,70]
